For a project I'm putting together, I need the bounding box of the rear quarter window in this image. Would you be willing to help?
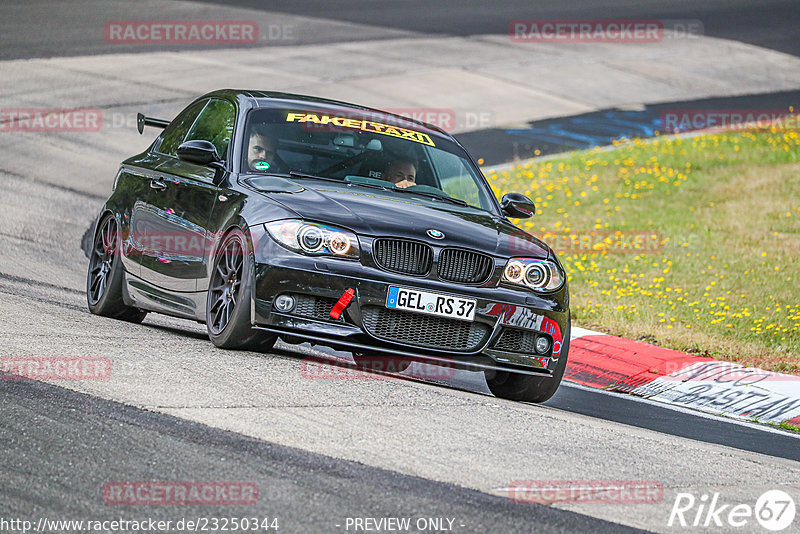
[184,99,236,159]
[157,100,207,156]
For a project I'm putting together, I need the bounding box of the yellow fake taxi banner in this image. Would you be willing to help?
[286,112,435,146]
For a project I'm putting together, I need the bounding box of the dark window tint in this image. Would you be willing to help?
[184,99,236,160]
[158,100,206,156]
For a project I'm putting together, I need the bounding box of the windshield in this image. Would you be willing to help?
[240,106,498,213]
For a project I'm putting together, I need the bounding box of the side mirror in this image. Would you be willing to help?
[177,140,222,165]
[501,193,536,218]
[500,193,536,219]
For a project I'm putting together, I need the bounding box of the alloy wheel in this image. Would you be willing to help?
[88,217,118,305]
[208,237,244,334]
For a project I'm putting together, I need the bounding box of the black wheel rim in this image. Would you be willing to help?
[208,237,244,334]
[88,217,117,305]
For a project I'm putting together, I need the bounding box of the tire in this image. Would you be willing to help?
[206,228,277,351]
[86,214,147,323]
[485,317,571,403]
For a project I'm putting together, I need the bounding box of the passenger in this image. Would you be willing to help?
[383,157,417,188]
[246,127,279,172]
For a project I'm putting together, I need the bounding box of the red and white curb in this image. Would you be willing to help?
[566,327,800,427]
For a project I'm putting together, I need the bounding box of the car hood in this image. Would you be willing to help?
[248,178,551,258]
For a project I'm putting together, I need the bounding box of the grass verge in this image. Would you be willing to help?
[485,124,800,374]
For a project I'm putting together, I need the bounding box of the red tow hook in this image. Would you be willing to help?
[329,288,355,319]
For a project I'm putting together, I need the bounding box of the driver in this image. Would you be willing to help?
[383,156,417,188]
[246,127,279,172]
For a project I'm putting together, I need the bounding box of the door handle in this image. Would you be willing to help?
[150,178,167,191]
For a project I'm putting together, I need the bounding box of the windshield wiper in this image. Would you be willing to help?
[289,171,469,206]
[288,171,342,183]
[290,171,392,191]
[390,188,469,207]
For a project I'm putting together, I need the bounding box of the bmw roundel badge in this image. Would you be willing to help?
[427,229,445,239]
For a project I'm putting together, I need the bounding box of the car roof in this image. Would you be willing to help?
[201,89,450,139]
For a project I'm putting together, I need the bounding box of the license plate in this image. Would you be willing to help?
[385,286,476,321]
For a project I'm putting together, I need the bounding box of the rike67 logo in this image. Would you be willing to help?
[668,490,796,531]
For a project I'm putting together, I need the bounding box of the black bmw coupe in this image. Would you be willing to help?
[87,90,570,402]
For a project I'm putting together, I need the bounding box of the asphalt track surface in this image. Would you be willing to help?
[215,0,800,57]
[2,1,800,532]
[2,0,799,59]
[1,378,632,533]
[3,0,798,165]
[458,89,800,165]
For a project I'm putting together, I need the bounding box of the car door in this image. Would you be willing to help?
[114,152,164,279]
[137,98,236,302]
[129,100,205,295]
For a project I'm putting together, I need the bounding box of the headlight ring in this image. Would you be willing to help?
[265,220,360,259]
[501,258,564,292]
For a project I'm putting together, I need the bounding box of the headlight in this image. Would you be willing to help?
[502,258,564,292]
[265,220,360,259]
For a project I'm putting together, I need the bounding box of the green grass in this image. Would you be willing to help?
[485,125,800,373]
[774,421,800,433]
[768,421,800,432]
[757,418,800,433]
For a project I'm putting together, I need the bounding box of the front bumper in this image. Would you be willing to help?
[251,234,569,375]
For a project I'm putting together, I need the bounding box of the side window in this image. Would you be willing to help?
[158,100,207,156]
[183,99,236,160]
